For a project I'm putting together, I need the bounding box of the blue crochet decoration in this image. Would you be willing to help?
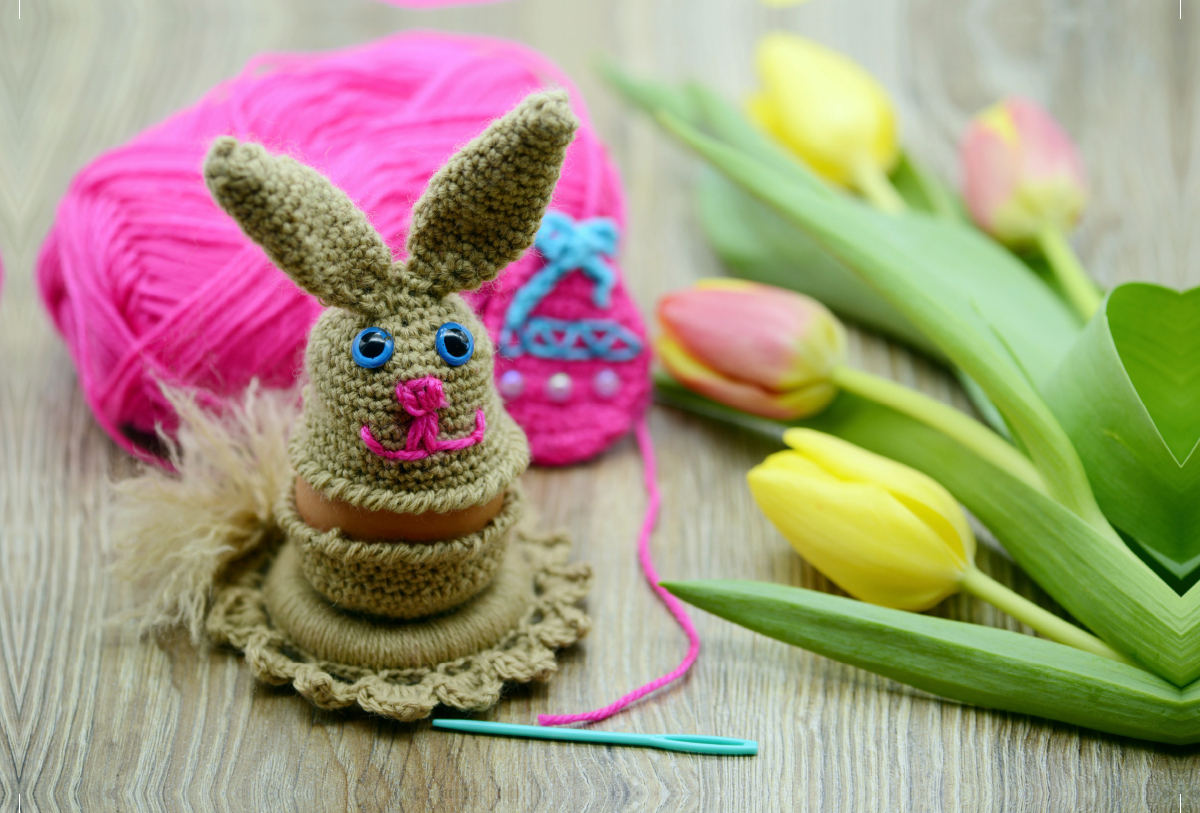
[500,211,643,362]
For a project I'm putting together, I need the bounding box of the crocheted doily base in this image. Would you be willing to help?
[206,530,591,721]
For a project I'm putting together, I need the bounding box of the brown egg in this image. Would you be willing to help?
[294,476,505,543]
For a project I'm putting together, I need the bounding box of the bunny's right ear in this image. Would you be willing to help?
[403,90,578,298]
[204,137,399,316]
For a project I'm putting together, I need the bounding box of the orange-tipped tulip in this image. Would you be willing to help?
[655,279,846,420]
[961,97,1087,245]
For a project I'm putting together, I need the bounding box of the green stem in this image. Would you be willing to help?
[960,566,1137,667]
[1035,225,1101,321]
[851,156,907,215]
[654,372,789,444]
[830,365,1046,495]
[908,162,959,221]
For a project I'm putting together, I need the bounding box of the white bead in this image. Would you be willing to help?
[498,369,525,400]
[546,372,573,402]
[593,369,621,399]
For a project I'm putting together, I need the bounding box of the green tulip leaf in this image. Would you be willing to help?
[597,60,701,131]
[662,579,1200,745]
[890,151,967,221]
[601,63,832,199]
[1044,283,1200,590]
[655,380,1200,685]
[695,170,943,356]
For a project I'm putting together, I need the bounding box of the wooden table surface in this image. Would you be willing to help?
[2,1,1197,810]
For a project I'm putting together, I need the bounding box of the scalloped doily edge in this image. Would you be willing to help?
[206,531,592,721]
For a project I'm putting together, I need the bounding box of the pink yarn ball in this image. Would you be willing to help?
[38,31,648,465]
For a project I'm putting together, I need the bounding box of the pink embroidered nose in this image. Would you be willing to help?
[360,376,487,462]
[397,376,447,418]
[396,376,447,456]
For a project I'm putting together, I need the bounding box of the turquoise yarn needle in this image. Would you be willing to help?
[431,720,758,756]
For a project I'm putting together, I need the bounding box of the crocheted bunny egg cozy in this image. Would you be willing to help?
[199,90,592,720]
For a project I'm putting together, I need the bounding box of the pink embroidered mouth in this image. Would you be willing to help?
[360,376,487,462]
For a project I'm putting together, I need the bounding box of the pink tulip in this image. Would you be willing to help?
[961,97,1087,245]
[655,279,845,420]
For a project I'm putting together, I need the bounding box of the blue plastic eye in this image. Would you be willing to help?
[351,327,394,369]
[436,322,474,366]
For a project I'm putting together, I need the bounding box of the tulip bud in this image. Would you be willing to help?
[749,33,900,195]
[748,429,975,611]
[961,97,1087,245]
[655,279,846,420]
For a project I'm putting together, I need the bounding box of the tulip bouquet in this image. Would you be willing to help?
[604,35,1200,744]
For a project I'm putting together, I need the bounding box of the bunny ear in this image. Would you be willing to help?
[404,90,579,297]
[204,137,399,316]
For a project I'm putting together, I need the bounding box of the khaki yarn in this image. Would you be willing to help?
[281,485,524,619]
[263,535,534,669]
[207,528,592,721]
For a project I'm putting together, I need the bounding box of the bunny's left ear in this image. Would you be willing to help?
[204,137,401,317]
[403,90,579,298]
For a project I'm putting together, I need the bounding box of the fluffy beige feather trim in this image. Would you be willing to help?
[111,383,300,643]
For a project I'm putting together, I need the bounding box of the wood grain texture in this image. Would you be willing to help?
[1,0,1197,809]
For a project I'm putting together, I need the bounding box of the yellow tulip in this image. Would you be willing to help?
[749,428,973,611]
[746,429,1135,665]
[749,33,903,211]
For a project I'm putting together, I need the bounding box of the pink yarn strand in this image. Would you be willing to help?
[537,417,700,726]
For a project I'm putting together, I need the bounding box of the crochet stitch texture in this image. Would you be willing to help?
[207,526,592,718]
[282,486,525,619]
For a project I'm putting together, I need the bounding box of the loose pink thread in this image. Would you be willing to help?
[538,417,699,726]
[361,376,486,462]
